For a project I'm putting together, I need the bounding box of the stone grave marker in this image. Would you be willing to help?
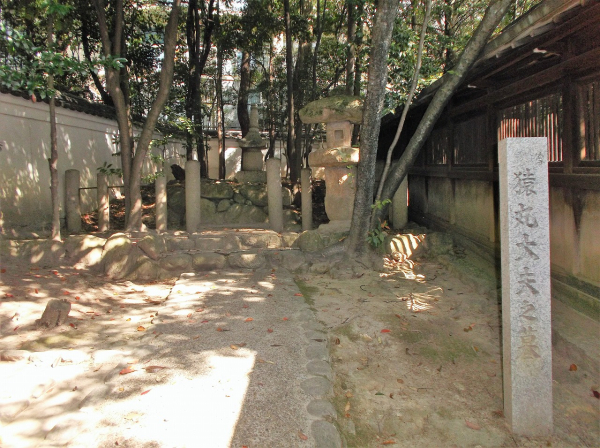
[499,137,552,436]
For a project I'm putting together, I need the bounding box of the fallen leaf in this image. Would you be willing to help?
[0,268,5,273]
[187,313,192,318]
[298,431,308,440]
[230,345,239,350]
[394,314,402,319]
[137,326,146,331]
[5,293,14,298]
[126,318,131,321]
[345,401,351,412]
[69,323,77,329]
[242,304,249,308]
[569,364,578,371]
[119,368,135,375]
[382,441,397,445]
[192,335,200,339]
[34,288,38,294]
[375,392,385,396]
[216,327,223,332]
[294,293,303,297]
[245,317,254,322]
[397,378,404,384]
[141,390,151,395]
[63,290,70,295]
[195,308,204,312]
[345,391,353,398]
[381,329,391,333]
[145,366,167,373]
[267,328,273,333]
[592,389,600,399]
[201,320,209,323]
[334,337,341,345]
[282,317,288,321]
[465,420,481,430]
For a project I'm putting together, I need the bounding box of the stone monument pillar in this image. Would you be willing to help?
[97,172,109,232]
[499,137,552,436]
[301,168,313,231]
[299,96,363,232]
[266,158,284,233]
[236,105,267,183]
[185,160,201,233]
[155,164,167,232]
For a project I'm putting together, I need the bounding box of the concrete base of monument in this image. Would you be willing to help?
[318,220,351,233]
[234,170,267,183]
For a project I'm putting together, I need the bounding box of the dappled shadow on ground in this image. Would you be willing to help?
[0,261,315,447]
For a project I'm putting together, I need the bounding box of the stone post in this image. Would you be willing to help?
[301,168,313,231]
[185,160,201,233]
[97,172,109,232]
[390,177,408,229]
[65,169,81,233]
[266,158,284,233]
[499,137,552,436]
[155,167,167,232]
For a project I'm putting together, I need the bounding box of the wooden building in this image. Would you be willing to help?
[381,0,599,319]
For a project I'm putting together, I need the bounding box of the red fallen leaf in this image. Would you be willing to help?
[298,431,308,440]
[242,304,249,308]
[5,293,14,298]
[294,293,303,297]
[216,327,223,332]
[381,329,391,333]
[137,326,146,331]
[201,320,209,323]
[569,364,578,371]
[195,308,204,312]
[14,326,19,331]
[187,313,192,318]
[0,268,6,273]
[267,328,273,333]
[63,291,70,295]
[382,441,397,445]
[145,366,167,373]
[34,288,39,294]
[69,323,76,328]
[245,317,254,322]
[141,389,151,395]
[75,296,80,300]
[592,389,600,399]
[465,419,481,430]
[119,368,135,375]
[394,314,402,319]
[282,317,288,321]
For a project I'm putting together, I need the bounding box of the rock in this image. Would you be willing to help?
[227,252,266,269]
[312,420,343,448]
[192,252,227,271]
[239,183,268,207]
[63,235,106,268]
[201,180,234,199]
[233,192,246,204]
[307,399,337,418]
[294,230,326,253]
[310,261,331,274]
[306,359,333,379]
[160,253,192,271]
[240,232,281,249]
[221,203,268,224]
[137,233,166,260]
[217,199,231,212]
[171,164,185,181]
[129,256,162,280]
[200,198,218,223]
[281,232,299,247]
[300,376,332,397]
[22,240,65,266]
[282,186,293,206]
[38,299,71,328]
[280,250,307,272]
[101,233,133,278]
[166,237,195,251]
[194,236,242,251]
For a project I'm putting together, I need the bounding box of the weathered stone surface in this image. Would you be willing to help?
[221,203,268,224]
[312,420,343,448]
[217,199,231,212]
[129,256,162,281]
[295,230,326,253]
[239,184,268,207]
[63,235,106,267]
[282,186,293,206]
[234,170,267,183]
[137,233,167,260]
[201,180,234,199]
[306,342,329,360]
[310,261,331,274]
[195,236,241,251]
[167,184,186,226]
[308,147,360,167]
[281,232,299,247]
[101,233,133,278]
[300,376,331,397]
[160,253,192,271]
[423,232,454,256]
[240,232,281,249]
[307,399,337,418]
[499,137,552,436]
[227,252,266,269]
[233,192,246,204]
[166,237,195,251]
[192,252,227,271]
[38,299,71,328]
[200,198,217,223]
[299,95,363,124]
[22,240,65,266]
[307,359,333,379]
[280,250,307,272]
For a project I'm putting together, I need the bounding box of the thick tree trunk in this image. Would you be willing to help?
[345,0,399,257]
[372,0,513,227]
[238,51,251,137]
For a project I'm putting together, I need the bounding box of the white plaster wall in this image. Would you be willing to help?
[0,92,182,233]
[454,179,495,242]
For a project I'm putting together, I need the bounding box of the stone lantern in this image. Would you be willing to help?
[236,105,267,183]
[299,95,363,232]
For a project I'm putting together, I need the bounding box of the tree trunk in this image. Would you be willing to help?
[238,50,251,137]
[216,44,226,179]
[47,14,60,241]
[372,0,513,227]
[344,0,399,257]
[345,0,356,95]
[284,0,295,179]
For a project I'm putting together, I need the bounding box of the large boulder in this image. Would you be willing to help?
[64,235,106,268]
[137,234,167,260]
[238,184,268,207]
[101,233,133,278]
[294,230,326,253]
[227,251,266,269]
[201,180,234,199]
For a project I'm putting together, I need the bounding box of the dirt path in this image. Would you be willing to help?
[1,252,598,447]
[301,257,599,447]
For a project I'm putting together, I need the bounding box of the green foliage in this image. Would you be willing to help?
[371,198,391,211]
[97,162,123,178]
[366,219,390,248]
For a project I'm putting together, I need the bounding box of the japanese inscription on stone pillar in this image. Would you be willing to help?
[499,137,552,436]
